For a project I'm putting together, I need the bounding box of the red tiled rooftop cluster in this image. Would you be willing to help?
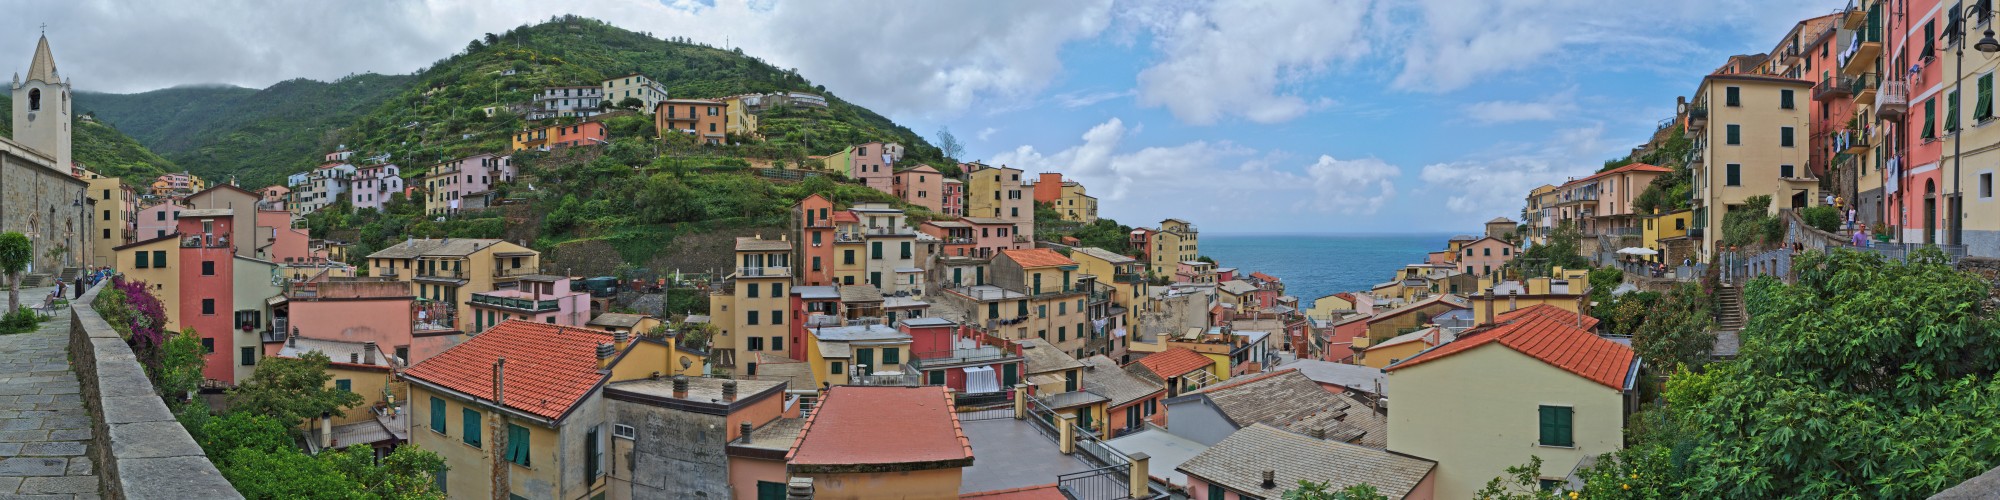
[1388,310,1634,389]
[787,386,972,466]
[402,320,615,420]
[1134,347,1215,379]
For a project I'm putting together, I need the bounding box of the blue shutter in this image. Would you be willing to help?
[463,409,482,447]
[429,397,445,433]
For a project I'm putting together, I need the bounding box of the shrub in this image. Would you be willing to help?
[0,306,46,334]
[1801,205,1841,233]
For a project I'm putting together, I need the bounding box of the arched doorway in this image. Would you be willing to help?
[1925,179,1938,245]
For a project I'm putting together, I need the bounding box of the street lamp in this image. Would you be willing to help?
[1951,12,2000,247]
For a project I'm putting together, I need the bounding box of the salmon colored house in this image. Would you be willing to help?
[792,194,838,286]
[654,99,726,145]
[512,121,608,151]
[893,165,945,213]
[176,209,240,384]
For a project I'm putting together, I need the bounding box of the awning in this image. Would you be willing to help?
[964,365,1001,394]
[1616,247,1659,256]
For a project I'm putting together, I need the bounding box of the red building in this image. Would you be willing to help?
[789,285,843,361]
[901,317,1024,397]
[793,194,837,286]
[177,209,238,384]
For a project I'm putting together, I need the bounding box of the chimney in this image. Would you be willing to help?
[786,477,815,500]
[614,330,630,351]
[492,358,507,406]
[287,331,298,348]
[1309,427,1327,440]
[1508,289,1518,312]
[723,380,738,402]
[739,421,753,443]
[319,413,333,449]
[363,341,377,366]
[1483,290,1495,325]
[597,342,615,370]
[673,375,689,399]
[1261,470,1276,489]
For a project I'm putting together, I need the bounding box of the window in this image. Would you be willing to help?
[772,336,783,351]
[900,242,912,259]
[201,299,216,316]
[1948,90,1962,132]
[843,250,855,265]
[830,361,844,375]
[240,347,255,366]
[1726,124,1741,145]
[612,424,636,439]
[463,409,483,447]
[746,311,759,325]
[1209,484,1226,499]
[772,283,783,296]
[1980,73,1995,121]
[1925,19,1938,57]
[757,481,789,500]
[1676,218,1687,230]
[1725,86,1741,106]
[586,425,605,481]
[746,283,759,298]
[135,252,149,269]
[1780,126,1794,147]
[1539,405,1574,447]
[201,261,216,276]
[882,348,900,365]
[1779,89,1794,109]
[748,336,763,351]
[1726,164,1742,186]
[505,424,532,466]
[1925,98,1938,139]
[871,242,883,259]
[334,379,352,393]
[1483,248,1491,256]
[1982,173,1994,198]
[1781,164,1796,178]
[152,250,167,268]
[200,338,214,353]
[430,397,446,433]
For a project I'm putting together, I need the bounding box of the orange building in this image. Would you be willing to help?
[654,99,726,145]
[511,121,607,151]
[792,194,838,286]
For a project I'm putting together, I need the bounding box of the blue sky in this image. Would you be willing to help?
[9,0,1830,232]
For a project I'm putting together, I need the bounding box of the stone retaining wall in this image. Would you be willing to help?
[68,285,241,499]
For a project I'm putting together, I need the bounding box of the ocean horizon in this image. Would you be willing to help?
[1198,233,1460,304]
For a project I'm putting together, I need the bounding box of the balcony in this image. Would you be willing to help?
[1842,1,1865,29]
[415,268,467,281]
[943,237,976,245]
[1852,73,1878,104]
[1814,75,1855,101]
[494,266,538,278]
[834,232,863,243]
[1111,272,1144,284]
[1686,105,1707,131]
[180,235,230,249]
[737,266,792,278]
[1877,79,1909,118]
[848,371,920,387]
[1837,128,1870,154]
[863,226,916,236]
[469,293,561,312]
[906,345,1021,372]
[1841,20,1881,76]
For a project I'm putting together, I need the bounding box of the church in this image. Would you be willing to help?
[2,34,91,278]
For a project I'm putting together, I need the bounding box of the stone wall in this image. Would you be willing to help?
[69,286,240,499]
[1957,257,2000,309]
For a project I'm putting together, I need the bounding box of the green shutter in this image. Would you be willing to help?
[1539,405,1574,447]
[135,251,148,269]
[429,397,446,433]
[463,409,482,447]
[1947,91,1961,132]
[435,466,447,493]
[830,361,844,375]
[929,370,945,385]
[506,424,532,466]
[1065,370,1078,392]
[335,379,351,393]
[1925,98,1938,138]
[871,242,882,259]
[1780,89,1793,109]
[585,426,600,480]
[1981,74,1996,120]
[882,348,900,365]
[757,481,789,500]
[1781,127,1793,147]
[1726,124,1740,145]
[1002,363,1019,387]
[1210,484,1226,500]
[153,250,167,268]
[856,349,874,372]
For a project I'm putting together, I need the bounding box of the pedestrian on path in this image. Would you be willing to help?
[72,276,83,299]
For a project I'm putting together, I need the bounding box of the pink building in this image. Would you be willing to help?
[256,209,310,264]
[136,202,185,240]
[465,274,592,333]
[272,280,462,365]
[848,142,895,193]
[424,153,514,216]
[349,163,403,212]
[258,185,288,211]
[900,317,1024,396]
[941,178,964,217]
[958,217,1029,259]
[1458,237,1518,277]
[893,165,945,213]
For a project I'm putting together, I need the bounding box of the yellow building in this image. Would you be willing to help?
[802,323,913,387]
[404,320,684,499]
[363,238,541,334]
[275,337,399,426]
[1386,306,1637,499]
[84,171,137,267]
[1304,292,1362,323]
[1354,327,1443,368]
[722,95,760,136]
[1689,74,1816,259]
[1144,219,1200,278]
[992,248,1091,356]
[1067,247,1146,350]
[708,236,794,370]
[1525,184,1560,245]
[1055,183,1098,223]
[1642,209,1693,261]
[964,163,1034,239]
[113,235,182,328]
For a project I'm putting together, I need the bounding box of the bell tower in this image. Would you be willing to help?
[11,32,72,173]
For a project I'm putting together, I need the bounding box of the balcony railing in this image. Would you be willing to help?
[1841,16,1882,75]
[416,268,466,280]
[1112,272,1144,284]
[494,266,538,278]
[834,232,863,243]
[1842,0,1865,29]
[1837,128,1870,154]
[1814,75,1856,100]
[906,346,1019,371]
[180,235,230,249]
[849,371,920,387]
[863,226,916,236]
[943,237,976,245]
[737,266,791,278]
[469,294,561,312]
[1877,79,1910,117]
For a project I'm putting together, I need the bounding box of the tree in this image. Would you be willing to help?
[935,127,964,161]
[616,97,645,110]
[1476,456,1562,500]
[0,232,29,311]
[1284,481,1390,500]
[1629,283,1715,371]
[1514,222,1588,277]
[156,328,207,402]
[226,351,365,428]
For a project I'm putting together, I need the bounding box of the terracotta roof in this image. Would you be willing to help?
[1563,163,1672,189]
[1001,248,1075,268]
[403,320,614,421]
[1177,424,1434,499]
[1495,303,1599,331]
[1386,314,1635,389]
[960,483,1065,499]
[1132,348,1214,381]
[831,211,859,223]
[1249,272,1279,282]
[735,237,792,252]
[787,386,973,470]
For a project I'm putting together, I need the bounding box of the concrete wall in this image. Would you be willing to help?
[0,144,93,273]
[609,400,731,498]
[71,284,243,499]
[1162,397,1235,447]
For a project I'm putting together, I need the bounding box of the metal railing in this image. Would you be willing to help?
[494,266,538,278]
[1815,75,1856,100]
[468,294,560,312]
[737,266,791,277]
[849,371,920,387]
[1058,465,1133,500]
[907,346,1018,370]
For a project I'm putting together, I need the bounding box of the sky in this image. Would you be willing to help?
[4,0,1832,233]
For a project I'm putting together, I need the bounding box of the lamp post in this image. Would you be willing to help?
[1951,16,2000,248]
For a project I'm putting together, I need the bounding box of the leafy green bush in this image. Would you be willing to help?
[1801,205,1841,233]
[1720,195,1776,248]
[0,306,46,334]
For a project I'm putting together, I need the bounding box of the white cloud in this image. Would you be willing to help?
[1131,0,1374,125]
[1463,89,1579,124]
[12,0,1112,118]
[1418,125,1611,218]
[1053,89,1135,109]
[976,127,998,141]
[993,118,1400,230]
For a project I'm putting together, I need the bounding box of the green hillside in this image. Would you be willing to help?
[0,94,175,182]
[76,74,416,187]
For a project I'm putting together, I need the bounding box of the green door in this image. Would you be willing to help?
[1002,363,1018,387]
[757,481,787,500]
[1076,408,1092,430]
[856,348,874,374]
[928,370,945,385]
[1064,370,1078,392]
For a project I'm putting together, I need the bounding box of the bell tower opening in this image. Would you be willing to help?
[27,88,38,111]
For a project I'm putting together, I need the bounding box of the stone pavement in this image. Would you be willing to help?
[0,285,100,499]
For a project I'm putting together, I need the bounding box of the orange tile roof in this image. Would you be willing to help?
[1560,162,1673,188]
[1002,248,1076,268]
[403,320,615,421]
[1386,314,1634,389]
[1134,347,1215,379]
[832,211,858,223]
[961,483,1065,499]
[1495,303,1599,331]
[1250,272,1279,282]
[787,386,973,468]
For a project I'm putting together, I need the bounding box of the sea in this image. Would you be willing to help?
[1198,233,1458,304]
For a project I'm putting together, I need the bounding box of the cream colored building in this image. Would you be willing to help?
[1689,73,1817,258]
[1055,182,1098,223]
[722,95,760,136]
[1143,219,1199,278]
[1068,247,1145,350]
[1941,26,2000,256]
[600,73,668,114]
[1386,307,1637,499]
[84,170,137,268]
[708,236,794,370]
[363,238,541,334]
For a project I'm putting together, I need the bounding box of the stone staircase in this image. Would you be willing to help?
[1715,283,1746,330]
[16,273,52,288]
[55,267,82,284]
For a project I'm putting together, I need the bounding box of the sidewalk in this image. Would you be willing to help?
[0,283,101,498]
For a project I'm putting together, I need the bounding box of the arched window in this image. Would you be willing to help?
[28,88,40,111]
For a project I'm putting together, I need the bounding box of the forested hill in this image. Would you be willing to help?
[71,15,942,187]
[0,94,176,182]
